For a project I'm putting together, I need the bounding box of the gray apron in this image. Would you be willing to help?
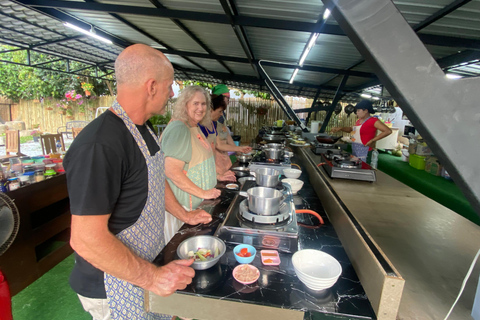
[105,100,170,320]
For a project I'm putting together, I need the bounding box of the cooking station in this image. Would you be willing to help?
[248,150,291,175]
[150,157,376,320]
[321,150,377,182]
[215,180,299,253]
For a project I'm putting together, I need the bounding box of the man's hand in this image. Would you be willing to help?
[203,188,221,199]
[146,259,195,297]
[186,208,212,225]
[365,139,375,147]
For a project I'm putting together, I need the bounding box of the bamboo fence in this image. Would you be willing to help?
[2,95,356,141]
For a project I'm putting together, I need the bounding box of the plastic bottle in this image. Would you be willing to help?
[56,140,62,153]
[370,149,379,169]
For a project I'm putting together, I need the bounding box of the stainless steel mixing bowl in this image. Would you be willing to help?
[176,235,226,270]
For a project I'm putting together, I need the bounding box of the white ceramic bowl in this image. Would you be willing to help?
[283,168,301,179]
[292,249,342,284]
[282,178,304,194]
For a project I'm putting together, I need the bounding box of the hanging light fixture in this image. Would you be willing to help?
[64,22,112,44]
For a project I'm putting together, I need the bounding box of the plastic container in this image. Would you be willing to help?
[370,150,379,169]
[261,250,281,266]
[7,178,20,191]
[34,170,45,182]
[233,244,256,264]
[9,158,22,174]
[233,264,260,285]
[409,154,426,170]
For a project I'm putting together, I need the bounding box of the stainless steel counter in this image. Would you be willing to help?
[298,146,480,320]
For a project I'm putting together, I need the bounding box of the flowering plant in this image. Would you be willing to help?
[58,90,83,112]
[30,129,42,137]
[81,82,95,97]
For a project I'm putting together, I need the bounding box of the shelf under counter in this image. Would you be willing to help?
[0,174,72,296]
[148,171,375,319]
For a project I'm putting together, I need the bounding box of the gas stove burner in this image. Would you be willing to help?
[324,150,351,161]
[238,199,291,224]
[334,160,361,168]
[266,158,280,164]
[316,142,340,149]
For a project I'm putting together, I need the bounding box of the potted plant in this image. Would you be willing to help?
[66,109,74,120]
[78,105,85,116]
[57,103,67,115]
[31,129,41,142]
[43,97,54,110]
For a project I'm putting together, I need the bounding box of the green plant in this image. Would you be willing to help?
[66,109,74,116]
[149,111,171,135]
[20,136,33,144]
[0,44,115,102]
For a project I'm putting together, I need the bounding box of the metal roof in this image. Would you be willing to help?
[1,0,479,100]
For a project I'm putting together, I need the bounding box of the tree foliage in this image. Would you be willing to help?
[0,45,115,102]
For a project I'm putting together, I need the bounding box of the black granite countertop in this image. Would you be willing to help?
[153,163,376,320]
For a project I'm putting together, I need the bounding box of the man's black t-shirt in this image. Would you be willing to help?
[63,110,160,298]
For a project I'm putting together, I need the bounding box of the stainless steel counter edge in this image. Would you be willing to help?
[296,147,404,320]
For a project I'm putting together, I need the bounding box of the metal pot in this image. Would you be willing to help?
[263,134,286,143]
[255,167,280,187]
[266,143,283,149]
[247,187,284,215]
[263,148,284,161]
[237,154,252,163]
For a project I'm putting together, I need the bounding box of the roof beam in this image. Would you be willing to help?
[148,0,233,74]
[30,35,85,48]
[220,0,260,78]
[413,0,473,32]
[82,0,207,72]
[260,61,376,78]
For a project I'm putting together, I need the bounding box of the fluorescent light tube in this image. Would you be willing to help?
[289,68,299,84]
[360,93,372,98]
[323,9,331,20]
[299,33,319,66]
[446,73,462,79]
[64,22,112,44]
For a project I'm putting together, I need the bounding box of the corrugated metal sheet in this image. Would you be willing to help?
[179,20,246,57]
[305,34,363,69]
[245,27,309,63]
[0,0,479,101]
[236,0,323,22]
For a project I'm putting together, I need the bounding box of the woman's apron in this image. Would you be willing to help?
[105,101,169,320]
[351,117,371,162]
[163,124,216,243]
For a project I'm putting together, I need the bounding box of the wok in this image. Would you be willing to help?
[237,154,252,163]
[316,135,342,144]
[344,104,355,116]
[231,166,250,177]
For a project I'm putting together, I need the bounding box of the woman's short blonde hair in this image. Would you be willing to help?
[173,85,211,126]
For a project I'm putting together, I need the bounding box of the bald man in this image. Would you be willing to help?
[64,44,211,320]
